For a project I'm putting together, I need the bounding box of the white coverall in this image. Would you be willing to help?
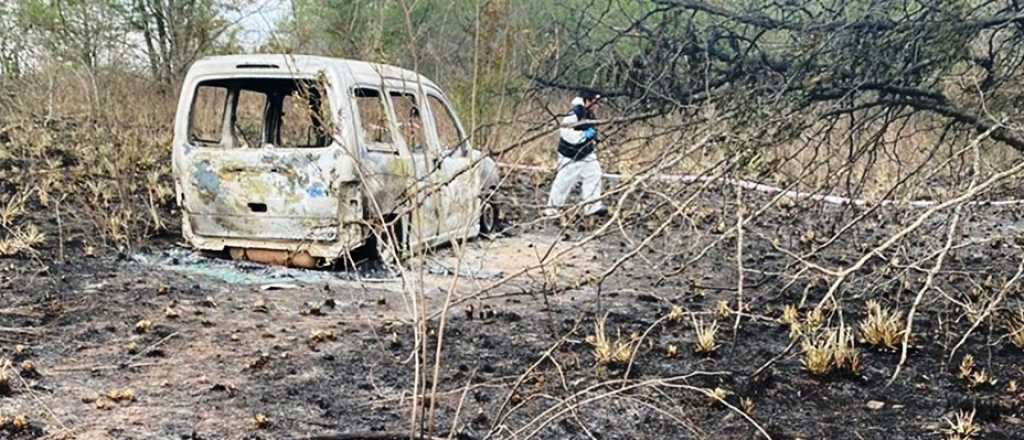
[545,98,606,216]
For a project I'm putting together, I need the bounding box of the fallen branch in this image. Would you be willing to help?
[0,326,41,335]
[299,433,454,440]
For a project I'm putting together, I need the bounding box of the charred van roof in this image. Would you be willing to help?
[188,54,441,91]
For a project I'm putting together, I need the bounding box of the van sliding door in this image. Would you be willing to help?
[389,90,443,245]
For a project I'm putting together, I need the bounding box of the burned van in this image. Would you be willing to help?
[172,55,500,267]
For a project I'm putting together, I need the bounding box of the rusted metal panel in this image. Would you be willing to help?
[229,248,317,268]
[182,148,354,241]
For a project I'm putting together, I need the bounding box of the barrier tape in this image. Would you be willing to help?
[498,162,1024,209]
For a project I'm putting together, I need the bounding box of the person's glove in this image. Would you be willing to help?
[584,127,597,140]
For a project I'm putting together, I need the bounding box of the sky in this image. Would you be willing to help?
[232,0,291,48]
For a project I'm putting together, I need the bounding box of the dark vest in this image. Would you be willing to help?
[557,105,596,160]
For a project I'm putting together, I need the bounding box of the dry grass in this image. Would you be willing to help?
[0,190,29,227]
[586,315,636,367]
[106,387,136,402]
[802,338,832,376]
[805,308,825,331]
[667,305,686,322]
[134,319,153,334]
[706,387,729,406]
[1,415,28,432]
[1008,308,1024,350]
[959,354,975,379]
[309,329,337,346]
[780,304,803,339]
[859,300,905,350]
[0,358,11,396]
[958,354,996,389]
[943,409,981,440]
[801,327,861,376]
[715,300,730,318]
[665,344,679,358]
[740,397,755,414]
[692,318,720,354]
[780,304,799,326]
[0,222,46,257]
[0,66,176,253]
[17,360,35,378]
[254,413,271,429]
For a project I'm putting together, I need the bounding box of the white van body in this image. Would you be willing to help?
[171,54,499,264]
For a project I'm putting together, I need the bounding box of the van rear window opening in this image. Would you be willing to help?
[188,78,332,149]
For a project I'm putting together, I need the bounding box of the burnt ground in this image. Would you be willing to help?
[3,176,1024,440]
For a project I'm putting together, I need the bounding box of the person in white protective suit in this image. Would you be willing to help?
[544,90,608,218]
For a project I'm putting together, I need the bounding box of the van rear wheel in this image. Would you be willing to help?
[366,215,407,261]
[480,199,499,235]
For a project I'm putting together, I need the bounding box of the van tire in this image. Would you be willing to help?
[378,215,408,260]
[480,199,499,235]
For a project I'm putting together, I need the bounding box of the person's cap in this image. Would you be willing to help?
[571,97,585,107]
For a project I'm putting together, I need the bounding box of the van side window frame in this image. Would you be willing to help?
[424,91,469,155]
[386,87,433,155]
[187,83,230,146]
[351,85,400,154]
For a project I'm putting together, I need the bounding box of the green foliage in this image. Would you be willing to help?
[280,0,547,146]
[7,0,245,83]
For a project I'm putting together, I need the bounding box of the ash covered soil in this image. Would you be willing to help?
[2,178,1024,440]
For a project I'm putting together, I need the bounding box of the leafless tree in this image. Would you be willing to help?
[117,0,246,84]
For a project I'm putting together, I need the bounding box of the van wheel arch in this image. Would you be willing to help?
[368,213,408,261]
